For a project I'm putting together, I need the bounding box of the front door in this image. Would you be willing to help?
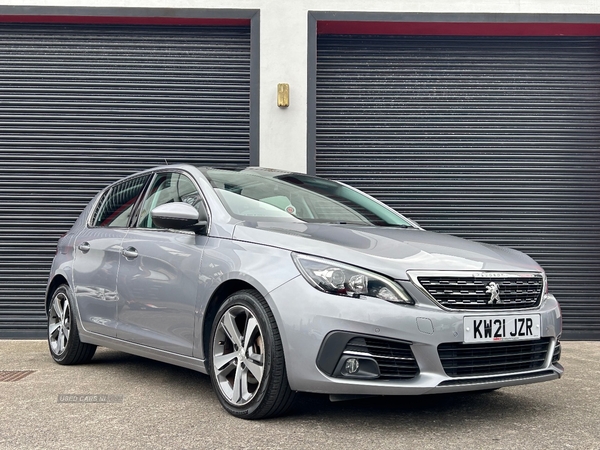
[116,171,207,355]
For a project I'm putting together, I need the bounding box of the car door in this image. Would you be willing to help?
[116,171,208,355]
[72,175,150,337]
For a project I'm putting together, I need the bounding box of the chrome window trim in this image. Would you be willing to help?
[85,173,152,229]
[85,168,212,235]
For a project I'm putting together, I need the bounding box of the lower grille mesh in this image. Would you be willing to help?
[438,338,551,377]
[552,340,561,363]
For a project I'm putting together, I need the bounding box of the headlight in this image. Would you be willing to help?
[292,253,414,305]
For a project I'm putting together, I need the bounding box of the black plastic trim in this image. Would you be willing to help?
[316,330,413,376]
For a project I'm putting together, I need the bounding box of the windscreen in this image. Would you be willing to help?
[200,168,414,228]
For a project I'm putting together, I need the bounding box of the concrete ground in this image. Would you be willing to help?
[0,340,598,450]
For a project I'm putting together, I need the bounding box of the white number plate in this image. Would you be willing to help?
[464,314,541,343]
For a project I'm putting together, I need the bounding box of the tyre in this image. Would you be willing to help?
[48,284,97,365]
[209,289,295,419]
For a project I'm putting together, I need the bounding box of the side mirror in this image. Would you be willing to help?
[151,202,207,233]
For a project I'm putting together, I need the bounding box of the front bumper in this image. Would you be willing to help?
[267,276,563,395]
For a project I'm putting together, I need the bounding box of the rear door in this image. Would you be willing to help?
[72,175,150,336]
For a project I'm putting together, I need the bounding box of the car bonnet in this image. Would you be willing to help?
[232,221,542,280]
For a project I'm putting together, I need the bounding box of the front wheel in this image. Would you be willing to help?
[209,289,295,419]
[48,285,96,365]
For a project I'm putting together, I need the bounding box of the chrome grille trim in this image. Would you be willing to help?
[342,350,415,361]
[344,337,420,379]
[408,270,545,311]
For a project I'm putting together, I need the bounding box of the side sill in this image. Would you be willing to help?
[79,330,208,375]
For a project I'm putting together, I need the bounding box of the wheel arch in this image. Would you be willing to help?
[200,279,257,365]
[46,274,69,316]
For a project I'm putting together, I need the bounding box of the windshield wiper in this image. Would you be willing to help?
[316,221,366,225]
[310,221,414,228]
[378,223,414,228]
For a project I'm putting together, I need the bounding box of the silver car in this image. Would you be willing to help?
[46,164,563,419]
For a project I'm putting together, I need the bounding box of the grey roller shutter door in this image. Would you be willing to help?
[316,35,600,340]
[0,23,251,337]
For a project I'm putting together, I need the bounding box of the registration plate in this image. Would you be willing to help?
[464,314,541,343]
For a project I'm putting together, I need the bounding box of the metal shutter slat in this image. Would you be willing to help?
[0,23,251,337]
[316,35,600,340]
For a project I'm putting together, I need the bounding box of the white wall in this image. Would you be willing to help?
[2,0,600,172]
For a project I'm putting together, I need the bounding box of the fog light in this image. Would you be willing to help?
[335,356,380,379]
[344,358,360,374]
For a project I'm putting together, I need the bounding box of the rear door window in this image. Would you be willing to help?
[90,175,150,228]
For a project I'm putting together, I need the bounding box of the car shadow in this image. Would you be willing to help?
[284,388,555,431]
[86,347,211,388]
[86,347,555,429]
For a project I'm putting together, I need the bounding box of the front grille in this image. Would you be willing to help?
[438,338,551,377]
[416,274,544,310]
[343,337,419,379]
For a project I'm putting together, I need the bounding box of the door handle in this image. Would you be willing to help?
[121,247,138,259]
[78,242,91,253]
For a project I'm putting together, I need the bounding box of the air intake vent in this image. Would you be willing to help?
[438,338,551,377]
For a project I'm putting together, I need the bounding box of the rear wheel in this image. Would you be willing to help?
[209,289,295,419]
[48,285,96,365]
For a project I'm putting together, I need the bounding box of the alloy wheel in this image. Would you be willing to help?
[49,291,71,356]
[212,305,265,406]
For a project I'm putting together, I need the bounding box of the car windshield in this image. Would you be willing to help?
[199,168,414,227]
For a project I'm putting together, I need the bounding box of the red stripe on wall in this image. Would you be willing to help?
[0,15,250,26]
[317,21,600,36]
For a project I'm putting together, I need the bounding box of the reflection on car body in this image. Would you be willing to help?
[46,165,563,419]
